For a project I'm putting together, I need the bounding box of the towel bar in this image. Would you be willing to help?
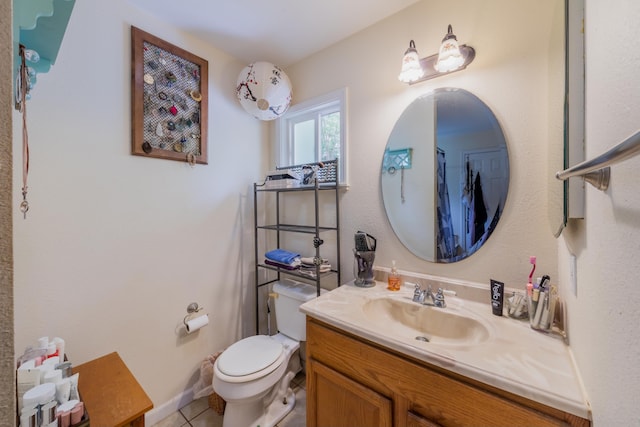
[556,130,640,191]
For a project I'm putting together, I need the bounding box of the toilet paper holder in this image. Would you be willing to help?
[183,302,204,326]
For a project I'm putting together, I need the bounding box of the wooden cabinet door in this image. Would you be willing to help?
[307,358,392,427]
[407,411,442,427]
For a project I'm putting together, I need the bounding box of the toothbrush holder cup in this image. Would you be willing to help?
[353,250,375,287]
[528,292,556,332]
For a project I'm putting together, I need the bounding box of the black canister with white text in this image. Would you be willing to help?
[490,279,505,316]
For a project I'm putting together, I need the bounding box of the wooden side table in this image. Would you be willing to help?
[72,352,153,427]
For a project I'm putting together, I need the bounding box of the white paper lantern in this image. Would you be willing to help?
[236,61,292,121]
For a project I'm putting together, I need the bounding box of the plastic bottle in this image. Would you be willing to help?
[387,260,401,291]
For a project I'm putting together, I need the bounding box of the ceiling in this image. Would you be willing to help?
[128,0,420,67]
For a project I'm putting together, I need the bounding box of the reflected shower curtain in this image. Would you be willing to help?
[436,149,456,260]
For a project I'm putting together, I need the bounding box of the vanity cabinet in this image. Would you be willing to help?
[306,318,590,427]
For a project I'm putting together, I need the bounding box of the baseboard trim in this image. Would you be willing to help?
[144,387,194,425]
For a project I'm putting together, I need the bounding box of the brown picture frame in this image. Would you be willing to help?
[131,26,208,164]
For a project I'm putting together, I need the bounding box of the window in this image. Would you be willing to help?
[276,88,348,185]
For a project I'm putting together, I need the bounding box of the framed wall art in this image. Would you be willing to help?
[131,26,208,164]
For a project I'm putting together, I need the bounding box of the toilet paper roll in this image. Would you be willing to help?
[185,314,209,333]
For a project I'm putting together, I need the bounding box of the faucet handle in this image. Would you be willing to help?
[412,283,424,303]
[434,287,447,308]
[413,283,421,296]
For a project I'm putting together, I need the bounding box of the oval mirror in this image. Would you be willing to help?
[381,88,509,263]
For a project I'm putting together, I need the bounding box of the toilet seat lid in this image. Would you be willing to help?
[217,335,283,377]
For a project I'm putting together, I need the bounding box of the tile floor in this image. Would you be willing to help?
[151,371,307,427]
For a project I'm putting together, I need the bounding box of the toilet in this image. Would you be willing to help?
[213,279,323,427]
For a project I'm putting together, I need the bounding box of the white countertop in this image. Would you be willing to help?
[300,280,591,420]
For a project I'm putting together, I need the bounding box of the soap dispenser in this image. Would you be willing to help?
[387,260,401,291]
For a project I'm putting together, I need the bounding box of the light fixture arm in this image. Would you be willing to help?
[442,24,456,42]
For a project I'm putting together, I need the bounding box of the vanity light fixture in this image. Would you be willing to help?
[398,25,475,85]
[398,40,425,83]
[434,25,465,72]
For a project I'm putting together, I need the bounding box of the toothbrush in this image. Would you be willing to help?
[527,256,536,296]
[528,256,537,283]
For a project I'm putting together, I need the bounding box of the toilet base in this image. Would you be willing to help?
[222,388,296,427]
[264,387,296,427]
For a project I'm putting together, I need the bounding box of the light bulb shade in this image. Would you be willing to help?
[398,40,425,83]
[236,61,292,121]
[434,25,465,73]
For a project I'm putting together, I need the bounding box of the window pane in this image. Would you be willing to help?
[320,111,340,162]
[277,88,346,184]
[293,119,316,164]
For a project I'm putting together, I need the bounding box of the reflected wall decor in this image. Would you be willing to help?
[131,26,208,164]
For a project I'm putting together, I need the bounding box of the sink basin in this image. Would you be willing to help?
[362,297,491,345]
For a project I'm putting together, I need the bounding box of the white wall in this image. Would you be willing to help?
[284,0,564,289]
[12,0,266,416]
[559,0,640,424]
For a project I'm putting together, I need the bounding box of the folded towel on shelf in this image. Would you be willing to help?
[298,264,332,279]
[299,255,331,279]
[300,256,329,266]
[300,264,331,272]
[265,249,301,266]
[264,259,300,270]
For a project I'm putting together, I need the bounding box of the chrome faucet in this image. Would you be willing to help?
[412,284,447,308]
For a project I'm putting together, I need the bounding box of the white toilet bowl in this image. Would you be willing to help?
[213,333,301,427]
[213,279,323,427]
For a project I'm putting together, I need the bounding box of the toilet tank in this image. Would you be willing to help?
[273,279,325,341]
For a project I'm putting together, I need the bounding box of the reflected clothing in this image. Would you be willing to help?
[473,173,488,245]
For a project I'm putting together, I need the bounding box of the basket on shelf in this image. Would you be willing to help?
[276,159,338,184]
